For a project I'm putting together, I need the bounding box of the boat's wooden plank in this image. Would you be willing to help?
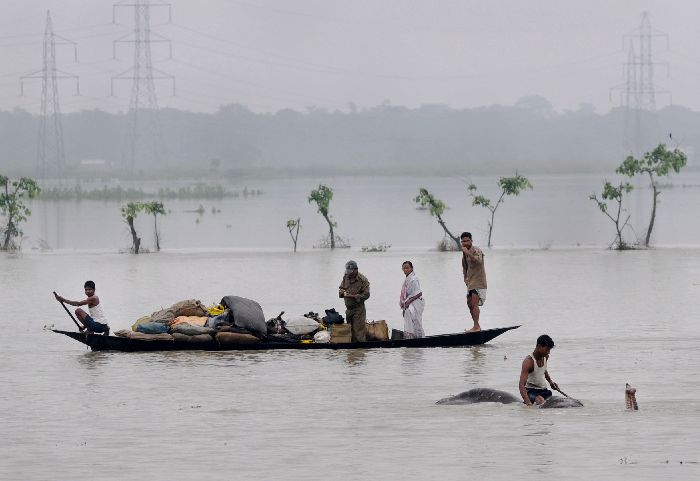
[52,325,519,352]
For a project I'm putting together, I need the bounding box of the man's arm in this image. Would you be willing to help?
[54,292,92,307]
[355,278,370,302]
[339,278,346,298]
[463,247,483,264]
[519,357,534,405]
[544,371,559,391]
[462,254,468,284]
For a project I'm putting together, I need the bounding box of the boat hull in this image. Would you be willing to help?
[53,326,519,352]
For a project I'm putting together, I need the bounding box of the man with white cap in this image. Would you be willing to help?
[339,260,370,342]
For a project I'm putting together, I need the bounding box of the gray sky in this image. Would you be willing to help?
[1,0,699,114]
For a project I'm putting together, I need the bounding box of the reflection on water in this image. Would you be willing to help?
[343,349,367,368]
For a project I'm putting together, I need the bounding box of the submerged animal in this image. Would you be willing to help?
[539,396,584,408]
[436,388,520,405]
[625,383,639,411]
[436,388,583,408]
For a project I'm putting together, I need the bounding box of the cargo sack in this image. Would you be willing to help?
[131,315,152,331]
[313,330,331,343]
[216,332,260,346]
[216,325,255,335]
[220,296,266,336]
[171,299,208,318]
[136,322,170,334]
[169,316,208,327]
[115,329,174,341]
[323,308,344,325]
[366,320,389,341]
[150,308,176,324]
[284,315,320,335]
[172,332,213,343]
[170,324,217,336]
[330,323,352,344]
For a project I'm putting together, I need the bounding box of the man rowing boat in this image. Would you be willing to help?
[54,280,110,335]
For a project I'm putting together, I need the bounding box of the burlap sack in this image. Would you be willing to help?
[216,332,260,346]
[366,320,389,341]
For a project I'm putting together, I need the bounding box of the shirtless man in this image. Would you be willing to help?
[54,280,110,335]
[461,232,486,332]
[519,335,560,406]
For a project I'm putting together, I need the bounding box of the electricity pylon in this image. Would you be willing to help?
[20,11,79,179]
[611,11,669,156]
[112,0,175,176]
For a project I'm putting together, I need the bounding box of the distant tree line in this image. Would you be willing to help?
[1,99,698,177]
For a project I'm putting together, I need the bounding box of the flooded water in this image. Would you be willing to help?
[1,246,700,480]
[19,173,700,251]
[2,174,700,479]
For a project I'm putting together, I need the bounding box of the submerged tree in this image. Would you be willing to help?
[286,218,301,252]
[616,143,687,247]
[589,181,634,249]
[143,201,166,251]
[0,175,41,250]
[468,172,532,248]
[414,188,459,248]
[121,202,144,254]
[308,184,336,249]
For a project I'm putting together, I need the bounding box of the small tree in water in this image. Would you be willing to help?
[121,202,144,254]
[286,218,301,252]
[589,181,634,249]
[616,143,687,247]
[308,184,337,249]
[468,172,532,248]
[0,175,41,250]
[414,188,460,249]
[143,201,166,251]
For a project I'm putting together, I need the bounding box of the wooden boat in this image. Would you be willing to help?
[53,325,519,352]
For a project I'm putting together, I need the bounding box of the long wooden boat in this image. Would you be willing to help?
[53,325,519,352]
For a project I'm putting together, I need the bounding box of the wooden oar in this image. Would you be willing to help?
[553,387,570,398]
[53,291,84,331]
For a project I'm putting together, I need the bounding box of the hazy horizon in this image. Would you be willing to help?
[2,0,700,115]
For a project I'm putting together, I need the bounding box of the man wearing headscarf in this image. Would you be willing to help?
[339,260,370,342]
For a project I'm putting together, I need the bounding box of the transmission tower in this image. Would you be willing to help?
[611,12,670,156]
[112,0,175,176]
[20,11,79,179]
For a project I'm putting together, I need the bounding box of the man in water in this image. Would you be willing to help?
[519,334,560,406]
[54,280,110,335]
[461,232,486,332]
[339,260,370,342]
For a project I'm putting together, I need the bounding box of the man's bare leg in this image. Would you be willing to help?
[466,293,481,332]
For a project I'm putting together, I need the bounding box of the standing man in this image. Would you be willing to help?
[54,280,110,335]
[339,260,370,342]
[461,232,487,332]
[518,334,560,406]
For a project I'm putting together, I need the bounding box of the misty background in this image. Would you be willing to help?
[2,1,700,176]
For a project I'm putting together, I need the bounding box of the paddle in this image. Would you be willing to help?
[553,386,570,398]
[53,291,85,331]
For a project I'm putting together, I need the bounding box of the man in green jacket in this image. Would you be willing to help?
[339,260,370,342]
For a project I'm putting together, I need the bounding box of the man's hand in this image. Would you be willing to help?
[550,381,559,391]
[54,292,64,303]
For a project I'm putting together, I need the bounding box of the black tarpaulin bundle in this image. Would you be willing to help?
[220,296,267,336]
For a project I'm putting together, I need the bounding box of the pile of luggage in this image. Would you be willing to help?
[114,298,390,345]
